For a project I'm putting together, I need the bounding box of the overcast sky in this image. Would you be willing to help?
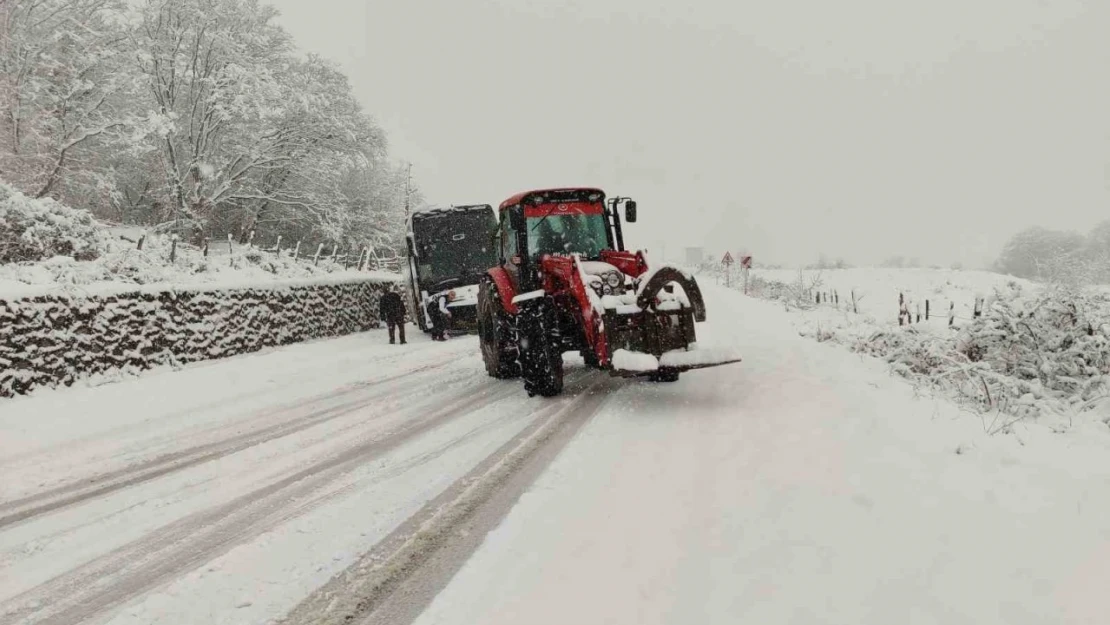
[266,0,1108,268]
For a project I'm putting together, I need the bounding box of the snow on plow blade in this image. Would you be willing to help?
[602,299,742,378]
[610,345,743,378]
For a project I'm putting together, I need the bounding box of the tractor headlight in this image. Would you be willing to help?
[587,277,604,296]
[602,283,613,295]
[605,271,622,288]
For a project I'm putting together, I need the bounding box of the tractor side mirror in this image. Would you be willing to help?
[624,200,637,223]
[508,206,525,231]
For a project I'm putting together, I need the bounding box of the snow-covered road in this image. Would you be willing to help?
[3,285,1110,625]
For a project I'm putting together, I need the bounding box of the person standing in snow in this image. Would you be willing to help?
[379,284,407,345]
[427,293,452,341]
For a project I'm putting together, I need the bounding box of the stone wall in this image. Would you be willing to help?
[0,278,407,398]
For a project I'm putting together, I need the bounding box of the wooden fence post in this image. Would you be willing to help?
[293,240,301,260]
[925,299,930,321]
[898,292,910,326]
[274,235,282,254]
[851,289,858,314]
[915,302,921,323]
[949,302,955,327]
[169,236,177,263]
[203,238,209,257]
[136,233,145,250]
[973,297,983,319]
[313,243,324,265]
[247,230,255,247]
[227,233,234,254]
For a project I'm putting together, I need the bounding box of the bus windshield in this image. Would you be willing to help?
[527,213,609,259]
[412,209,497,291]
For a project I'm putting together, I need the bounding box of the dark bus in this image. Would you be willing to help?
[404,204,499,335]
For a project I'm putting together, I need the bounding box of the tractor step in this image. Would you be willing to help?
[609,346,743,378]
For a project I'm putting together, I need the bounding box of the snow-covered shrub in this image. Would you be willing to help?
[844,282,1110,425]
[0,224,383,293]
[745,271,823,311]
[0,277,409,398]
[0,183,110,264]
[954,284,1110,406]
[745,274,792,301]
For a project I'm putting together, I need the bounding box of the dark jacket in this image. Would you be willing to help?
[379,291,405,323]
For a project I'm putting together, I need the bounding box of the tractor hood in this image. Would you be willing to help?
[577,260,623,277]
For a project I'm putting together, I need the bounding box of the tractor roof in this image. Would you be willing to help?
[408,204,493,225]
[498,187,605,210]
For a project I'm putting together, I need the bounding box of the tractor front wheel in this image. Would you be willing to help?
[519,300,564,397]
[477,278,520,379]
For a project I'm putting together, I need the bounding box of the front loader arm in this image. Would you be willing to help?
[539,255,610,367]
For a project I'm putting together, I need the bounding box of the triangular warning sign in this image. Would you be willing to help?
[722,251,734,265]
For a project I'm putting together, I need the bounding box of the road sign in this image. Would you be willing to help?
[740,255,752,269]
[722,251,734,266]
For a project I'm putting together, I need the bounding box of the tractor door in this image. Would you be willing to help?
[500,204,524,293]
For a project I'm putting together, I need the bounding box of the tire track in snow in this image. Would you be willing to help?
[0,361,457,530]
[0,373,535,625]
[277,374,616,625]
[0,339,473,473]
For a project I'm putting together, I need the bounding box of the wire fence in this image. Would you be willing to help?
[119,229,404,274]
[803,287,986,327]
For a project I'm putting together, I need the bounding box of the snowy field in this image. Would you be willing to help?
[3,283,1110,625]
[751,267,1037,324]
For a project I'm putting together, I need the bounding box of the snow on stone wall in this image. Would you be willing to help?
[0,278,409,398]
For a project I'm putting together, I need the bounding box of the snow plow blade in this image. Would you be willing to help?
[609,346,743,378]
[602,301,742,378]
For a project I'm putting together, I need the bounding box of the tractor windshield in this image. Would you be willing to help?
[527,213,609,259]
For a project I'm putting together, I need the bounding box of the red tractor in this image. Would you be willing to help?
[476,187,742,397]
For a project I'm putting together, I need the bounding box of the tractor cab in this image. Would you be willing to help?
[495,188,637,294]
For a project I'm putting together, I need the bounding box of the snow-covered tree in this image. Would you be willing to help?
[128,0,407,248]
[129,0,293,234]
[0,0,411,256]
[995,226,1086,280]
[1082,220,1110,283]
[0,0,138,206]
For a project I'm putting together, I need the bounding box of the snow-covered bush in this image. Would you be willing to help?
[0,221,388,294]
[954,284,1110,407]
[745,271,823,311]
[0,183,110,264]
[843,282,1110,426]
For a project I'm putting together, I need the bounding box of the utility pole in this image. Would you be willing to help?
[403,162,412,218]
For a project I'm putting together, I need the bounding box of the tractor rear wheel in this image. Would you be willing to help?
[477,277,520,379]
